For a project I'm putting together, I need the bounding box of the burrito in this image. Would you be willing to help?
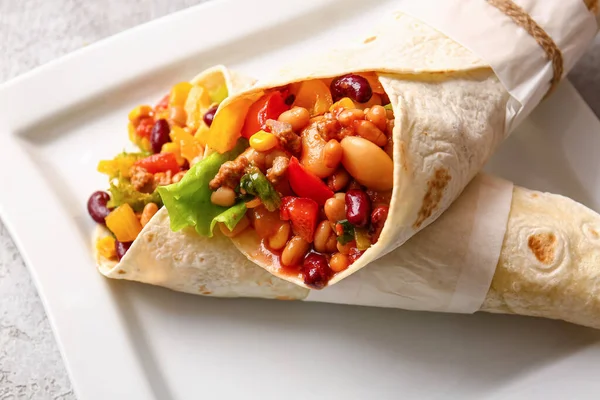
[96,173,600,330]
[153,3,598,289]
[88,65,255,258]
[88,2,599,323]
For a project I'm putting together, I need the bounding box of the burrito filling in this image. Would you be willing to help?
[161,73,394,289]
[87,79,228,260]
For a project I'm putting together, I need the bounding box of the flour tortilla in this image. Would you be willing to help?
[97,173,600,330]
[209,11,508,288]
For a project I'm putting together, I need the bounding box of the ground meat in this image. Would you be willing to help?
[265,119,301,154]
[154,170,174,187]
[209,156,249,190]
[130,166,154,193]
[130,166,188,192]
[266,156,289,185]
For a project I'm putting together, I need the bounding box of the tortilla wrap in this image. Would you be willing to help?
[206,11,526,288]
[96,172,600,330]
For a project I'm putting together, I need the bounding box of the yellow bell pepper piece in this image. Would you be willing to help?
[250,130,278,152]
[170,126,203,163]
[208,96,258,154]
[293,79,332,116]
[329,97,355,113]
[184,84,211,131]
[194,123,211,147]
[105,204,143,243]
[161,142,186,166]
[128,105,153,124]
[169,82,193,108]
[97,154,139,179]
[96,236,117,260]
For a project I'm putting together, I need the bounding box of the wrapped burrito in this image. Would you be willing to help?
[88,2,600,326]
[96,173,600,330]
[153,1,598,289]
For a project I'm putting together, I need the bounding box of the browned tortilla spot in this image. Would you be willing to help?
[117,269,126,275]
[413,167,451,228]
[528,233,557,264]
[590,228,599,239]
[399,141,408,171]
[145,233,155,243]
[364,36,377,44]
[531,193,539,198]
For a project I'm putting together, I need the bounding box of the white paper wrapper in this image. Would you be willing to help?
[306,174,513,313]
[399,0,598,131]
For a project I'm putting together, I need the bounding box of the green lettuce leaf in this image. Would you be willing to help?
[210,201,247,233]
[107,179,162,212]
[157,139,247,237]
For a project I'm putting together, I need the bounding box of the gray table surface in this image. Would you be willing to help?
[0,1,599,398]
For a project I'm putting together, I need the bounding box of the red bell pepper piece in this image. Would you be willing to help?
[280,196,319,243]
[134,152,180,174]
[288,157,334,205]
[241,91,289,139]
[135,116,154,139]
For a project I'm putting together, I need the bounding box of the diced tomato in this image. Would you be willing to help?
[280,196,318,243]
[288,157,334,205]
[133,152,180,174]
[241,91,289,139]
[135,117,154,139]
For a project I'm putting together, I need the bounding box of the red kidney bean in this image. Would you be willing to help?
[330,74,373,103]
[345,189,371,227]
[115,240,132,261]
[370,205,389,243]
[87,191,111,224]
[348,247,365,264]
[203,105,218,127]
[302,252,333,289]
[150,119,171,153]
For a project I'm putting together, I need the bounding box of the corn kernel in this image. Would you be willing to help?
[330,97,355,112]
[128,105,153,124]
[105,204,143,243]
[161,142,186,166]
[169,82,193,108]
[249,130,278,152]
[96,236,117,260]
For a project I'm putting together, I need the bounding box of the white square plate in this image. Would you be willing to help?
[1,0,600,399]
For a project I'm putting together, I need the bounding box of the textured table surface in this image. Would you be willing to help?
[0,1,599,398]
